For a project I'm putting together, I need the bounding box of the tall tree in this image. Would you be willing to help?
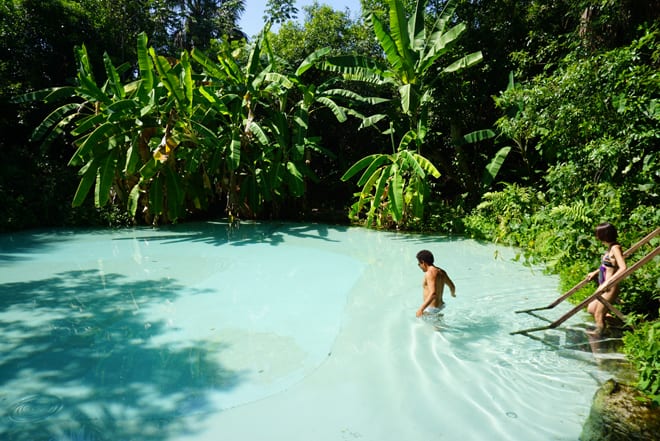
[171,0,246,51]
[270,3,373,68]
[263,0,298,26]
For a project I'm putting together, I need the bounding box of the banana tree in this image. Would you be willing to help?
[192,30,374,218]
[324,0,483,226]
[191,33,285,218]
[341,128,440,227]
[258,46,388,214]
[20,27,363,224]
[17,33,219,224]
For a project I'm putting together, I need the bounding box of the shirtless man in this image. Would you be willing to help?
[416,250,456,317]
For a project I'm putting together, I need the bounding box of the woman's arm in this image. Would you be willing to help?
[611,244,627,275]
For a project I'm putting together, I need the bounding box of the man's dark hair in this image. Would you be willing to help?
[416,250,434,265]
[595,222,618,243]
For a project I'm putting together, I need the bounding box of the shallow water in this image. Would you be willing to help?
[0,222,616,440]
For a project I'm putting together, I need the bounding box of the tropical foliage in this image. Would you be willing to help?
[1,0,250,229]
[326,0,482,226]
[467,25,660,291]
[464,23,659,400]
[16,31,364,224]
[623,319,660,406]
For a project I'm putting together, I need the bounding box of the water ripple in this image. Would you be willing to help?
[9,394,63,422]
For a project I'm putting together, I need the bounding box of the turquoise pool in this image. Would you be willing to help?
[0,222,612,440]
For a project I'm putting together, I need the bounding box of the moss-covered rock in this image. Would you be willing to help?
[581,379,660,441]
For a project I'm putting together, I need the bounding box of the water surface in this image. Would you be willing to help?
[0,222,614,440]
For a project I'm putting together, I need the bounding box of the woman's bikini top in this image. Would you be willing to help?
[598,243,620,285]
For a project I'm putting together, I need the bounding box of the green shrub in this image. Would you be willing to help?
[405,201,467,235]
[463,183,542,246]
[621,261,660,318]
[623,318,660,406]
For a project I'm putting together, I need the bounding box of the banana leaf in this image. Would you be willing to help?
[370,13,405,73]
[389,164,404,222]
[165,166,184,221]
[30,103,79,142]
[341,154,379,181]
[387,0,414,66]
[69,122,117,166]
[150,174,164,216]
[316,96,347,122]
[295,47,331,76]
[72,158,99,207]
[95,151,118,207]
[443,51,484,73]
[103,53,125,99]
[128,183,141,217]
[136,32,153,94]
[357,155,390,187]
[286,161,305,197]
[483,146,511,187]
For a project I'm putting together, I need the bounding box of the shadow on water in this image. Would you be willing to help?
[112,221,350,248]
[0,222,349,267]
[0,231,85,265]
[389,231,472,245]
[0,269,245,441]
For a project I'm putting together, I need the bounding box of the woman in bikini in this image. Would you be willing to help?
[586,222,627,334]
